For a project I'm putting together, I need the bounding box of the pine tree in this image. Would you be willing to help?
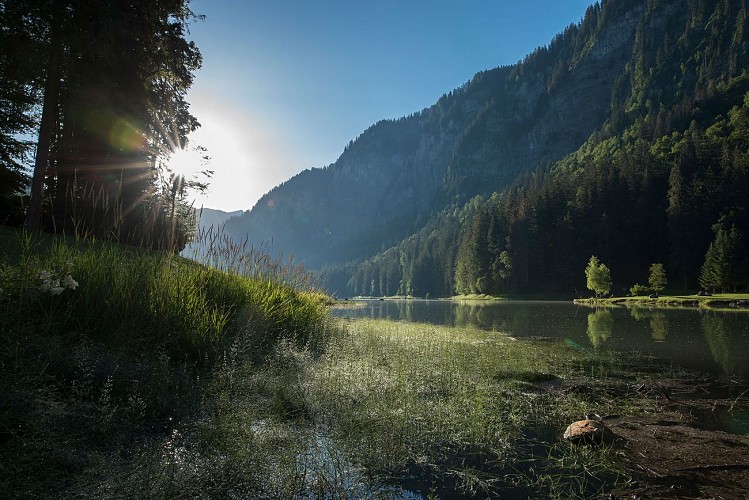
[454,208,491,294]
[0,0,47,224]
[699,224,744,293]
[20,0,203,250]
[648,263,667,294]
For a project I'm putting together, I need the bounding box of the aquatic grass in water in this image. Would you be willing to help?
[303,319,635,496]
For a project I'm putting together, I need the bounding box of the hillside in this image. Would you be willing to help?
[195,207,243,229]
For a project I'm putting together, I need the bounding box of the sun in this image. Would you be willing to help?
[165,144,209,180]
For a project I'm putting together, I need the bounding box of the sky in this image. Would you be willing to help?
[175,0,594,212]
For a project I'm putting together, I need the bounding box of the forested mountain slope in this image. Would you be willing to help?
[338,0,749,297]
[224,0,749,297]
[223,0,651,269]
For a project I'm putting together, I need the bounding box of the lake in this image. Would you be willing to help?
[331,299,749,377]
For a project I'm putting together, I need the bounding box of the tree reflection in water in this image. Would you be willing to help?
[629,307,668,341]
[586,309,613,348]
[702,313,744,375]
[649,313,668,341]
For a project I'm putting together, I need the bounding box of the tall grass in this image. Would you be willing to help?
[186,222,318,291]
[0,227,332,497]
[1,229,327,360]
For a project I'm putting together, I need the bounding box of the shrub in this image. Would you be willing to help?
[629,283,650,296]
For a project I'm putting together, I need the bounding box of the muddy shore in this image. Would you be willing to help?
[564,376,749,498]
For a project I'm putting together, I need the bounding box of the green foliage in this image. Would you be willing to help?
[629,283,650,296]
[2,0,204,249]
[699,223,746,293]
[339,199,478,297]
[648,263,667,293]
[585,256,612,297]
[1,231,327,360]
[455,208,492,294]
[0,1,38,216]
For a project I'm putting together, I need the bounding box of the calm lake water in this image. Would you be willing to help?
[331,300,749,377]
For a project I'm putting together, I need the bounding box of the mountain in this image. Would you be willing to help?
[182,207,243,259]
[223,0,646,268]
[224,0,749,296]
[195,207,243,230]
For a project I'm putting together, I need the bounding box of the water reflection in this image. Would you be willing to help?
[453,301,511,328]
[702,313,747,376]
[586,309,613,348]
[649,314,669,342]
[629,307,669,341]
[331,300,749,376]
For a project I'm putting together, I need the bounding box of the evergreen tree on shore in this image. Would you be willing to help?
[648,263,667,295]
[700,224,746,293]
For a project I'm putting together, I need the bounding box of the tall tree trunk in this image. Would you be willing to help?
[24,5,63,232]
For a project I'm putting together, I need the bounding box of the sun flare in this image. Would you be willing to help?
[165,145,209,179]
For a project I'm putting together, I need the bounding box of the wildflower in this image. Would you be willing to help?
[63,274,79,290]
[39,274,56,292]
[39,269,77,295]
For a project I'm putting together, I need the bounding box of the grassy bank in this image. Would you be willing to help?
[0,228,331,497]
[450,293,508,300]
[301,319,749,497]
[574,293,749,309]
[302,319,679,497]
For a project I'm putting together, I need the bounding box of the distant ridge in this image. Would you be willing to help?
[195,207,243,230]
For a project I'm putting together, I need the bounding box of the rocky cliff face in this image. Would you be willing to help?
[222,0,677,269]
[443,1,653,201]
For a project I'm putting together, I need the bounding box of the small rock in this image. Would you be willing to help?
[563,419,615,445]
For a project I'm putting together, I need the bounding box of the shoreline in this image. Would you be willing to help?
[341,294,749,310]
[574,294,749,310]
